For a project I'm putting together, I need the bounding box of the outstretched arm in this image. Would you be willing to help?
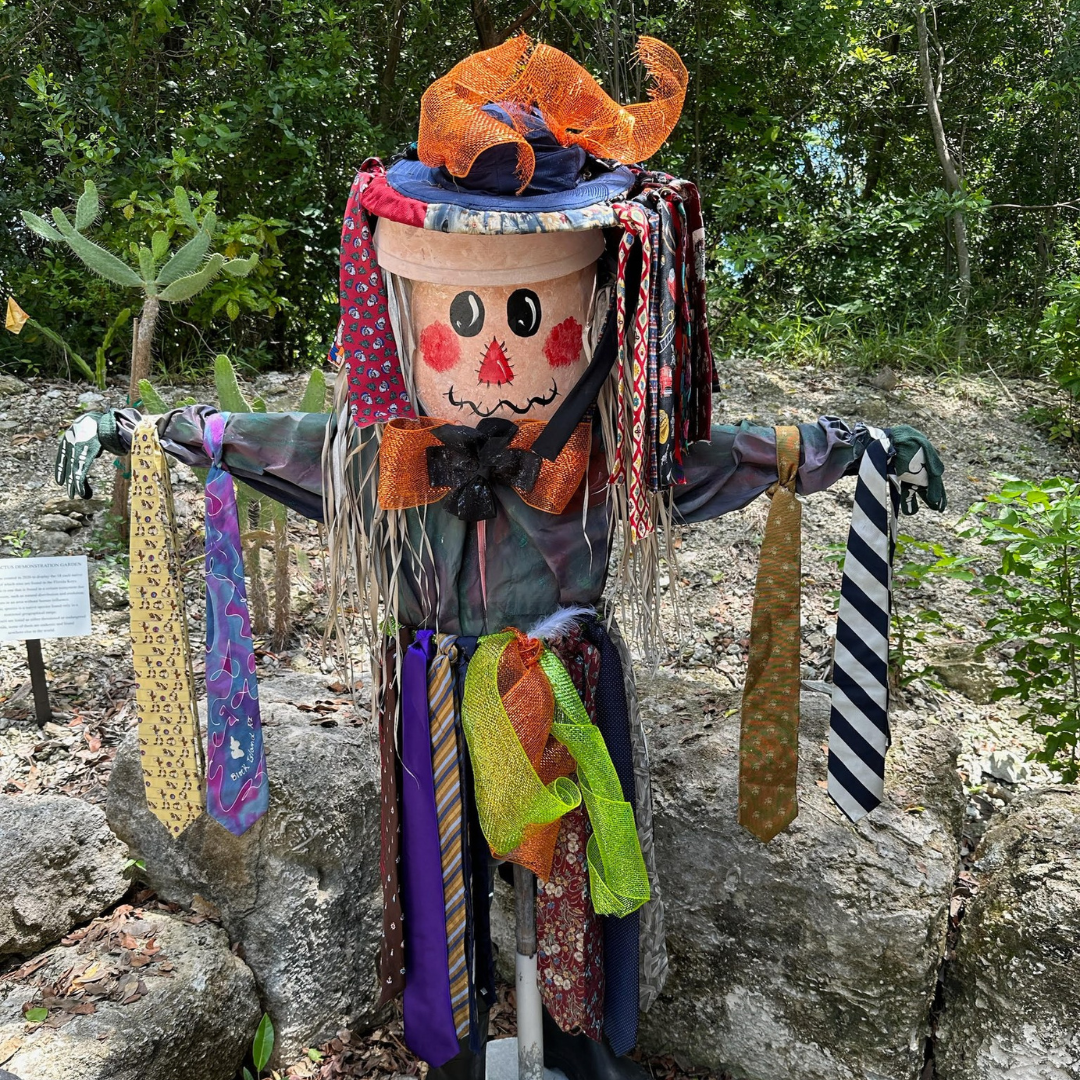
[59,406,332,521]
[674,417,945,522]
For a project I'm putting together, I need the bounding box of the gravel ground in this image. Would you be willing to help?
[0,356,1074,1077]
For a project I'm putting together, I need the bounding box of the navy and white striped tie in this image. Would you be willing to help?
[827,428,900,822]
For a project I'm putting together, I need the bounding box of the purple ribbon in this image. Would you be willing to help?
[401,630,460,1067]
[202,413,269,835]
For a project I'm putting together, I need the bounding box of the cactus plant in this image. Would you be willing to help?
[21,180,260,534]
[21,181,257,389]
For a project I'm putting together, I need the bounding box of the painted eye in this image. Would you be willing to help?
[450,291,485,337]
[507,289,542,337]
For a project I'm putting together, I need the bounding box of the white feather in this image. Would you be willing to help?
[526,604,596,642]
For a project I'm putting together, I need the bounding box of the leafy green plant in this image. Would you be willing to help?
[86,512,129,559]
[243,1012,275,1080]
[889,534,976,689]
[1036,278,1080,441]
[825,533,975,690]
[2,529,32,558]
[962,477,1080,782]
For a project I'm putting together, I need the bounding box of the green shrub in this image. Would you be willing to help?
[963,477,1080,782]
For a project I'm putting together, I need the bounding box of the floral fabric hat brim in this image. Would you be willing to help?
[363,167,629,236]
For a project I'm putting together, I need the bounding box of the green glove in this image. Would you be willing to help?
[888,424,946,515]
[54,412,104,500]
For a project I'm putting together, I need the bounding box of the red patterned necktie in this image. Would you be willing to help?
[537,627,605,1039]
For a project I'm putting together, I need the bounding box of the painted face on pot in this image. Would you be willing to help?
[408,267,594,423]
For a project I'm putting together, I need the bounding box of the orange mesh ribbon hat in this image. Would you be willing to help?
[417,35,687,194]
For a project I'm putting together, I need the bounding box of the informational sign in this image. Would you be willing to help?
[0,556,93,642]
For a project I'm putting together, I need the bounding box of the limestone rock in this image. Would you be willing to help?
[41,496,107,517]
[106,671,381,1063]
[935,786,1080,1080]
[0,909,259,1080]
[636,674,964,1080]
[928,643,997,705]
[0,795,129,956]
[30,531,72,557]
[38,514,81,534]
[0,375,29,395]
[30,531,72,556]
[89,575,128,610]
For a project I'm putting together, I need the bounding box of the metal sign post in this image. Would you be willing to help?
[23,638,52,727]
[485,865,568,1080]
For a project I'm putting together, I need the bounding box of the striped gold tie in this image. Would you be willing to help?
[128,418,204,835]
[738,426,802,843]
[428,634,470,1038]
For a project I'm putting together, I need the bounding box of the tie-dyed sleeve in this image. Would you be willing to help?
[110,405,331,521]
[674,416,861,524]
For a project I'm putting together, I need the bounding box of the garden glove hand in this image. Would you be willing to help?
[55,412,103,500]
[888,424,946,515]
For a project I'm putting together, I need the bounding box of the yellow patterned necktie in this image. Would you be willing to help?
[427,635,471,1038]
[128,418,204,835]
[738,426,802,843]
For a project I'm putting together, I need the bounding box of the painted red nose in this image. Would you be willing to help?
[477,338,513,385]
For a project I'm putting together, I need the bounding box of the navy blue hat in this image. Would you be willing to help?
[386,106,635,212]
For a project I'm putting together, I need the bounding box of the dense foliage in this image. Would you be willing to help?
[965,478,1080,783]
[2,0,1079,382]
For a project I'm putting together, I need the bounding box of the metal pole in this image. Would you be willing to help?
[24,639,51,727]
[512,865,544,1080]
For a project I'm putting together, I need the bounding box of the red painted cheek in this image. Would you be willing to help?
[419,321,460,373]
[543,317,583,368]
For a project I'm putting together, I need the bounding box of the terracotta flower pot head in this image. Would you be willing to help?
[376,220,604,422]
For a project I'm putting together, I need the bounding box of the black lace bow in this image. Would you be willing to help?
[426,418,542,521]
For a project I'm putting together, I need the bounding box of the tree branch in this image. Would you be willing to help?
[498,1,541,43]
[916,8,961,193]
[986,201,1080,212]
[916,7,970,307]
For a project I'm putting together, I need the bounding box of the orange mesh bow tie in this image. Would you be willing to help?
[377,416,591,516]
[418,36,688,192]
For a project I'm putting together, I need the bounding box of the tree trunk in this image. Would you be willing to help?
[471,0,498,48]
[916,8,971,312]
[131,295,160,389]
[378,0,408,129]
[860,33,900,199]
[109,294,160,538]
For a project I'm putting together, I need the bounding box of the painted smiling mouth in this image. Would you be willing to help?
[445,379,560,418]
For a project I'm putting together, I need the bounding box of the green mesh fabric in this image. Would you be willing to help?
[461,630,650,917]
[541,650,650,917]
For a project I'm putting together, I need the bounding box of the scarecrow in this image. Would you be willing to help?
[56,35,946,1080]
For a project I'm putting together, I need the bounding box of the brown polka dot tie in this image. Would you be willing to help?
[377,634,407,1004]
[738,426,802,843]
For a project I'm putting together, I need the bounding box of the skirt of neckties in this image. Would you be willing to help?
[375,612,668,1068]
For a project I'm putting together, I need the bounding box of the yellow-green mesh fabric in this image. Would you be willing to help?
[461,631,650,917]
[541,650,650,917]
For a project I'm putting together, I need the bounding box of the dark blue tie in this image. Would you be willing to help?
[585,618,640,1057]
